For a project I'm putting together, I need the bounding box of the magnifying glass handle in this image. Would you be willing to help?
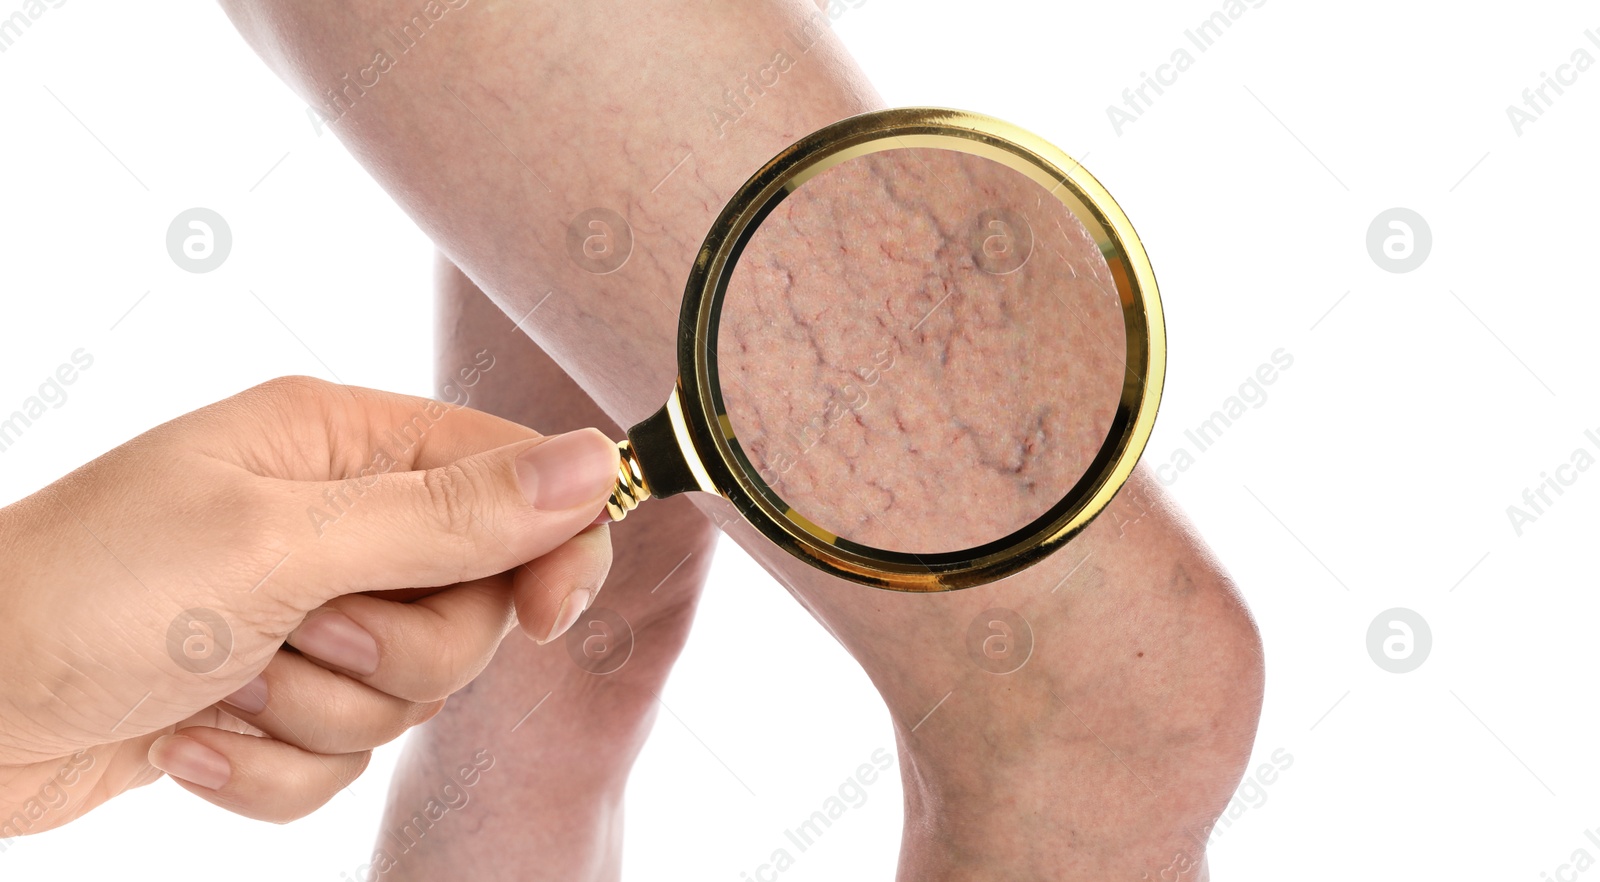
[605,439,651,522]
[604,392,717,522]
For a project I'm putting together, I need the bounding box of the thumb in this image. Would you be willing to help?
[275,428,621,603]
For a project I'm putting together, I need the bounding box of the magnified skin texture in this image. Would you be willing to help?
[219,1,1264,879]
[719,148,1125,552]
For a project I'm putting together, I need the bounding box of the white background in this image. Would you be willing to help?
[2,1,1597,879]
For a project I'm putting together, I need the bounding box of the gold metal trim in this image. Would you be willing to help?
[664,388,718,495]
[604,439,651,522]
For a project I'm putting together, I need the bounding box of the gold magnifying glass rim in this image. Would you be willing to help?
[660,106,1164,592]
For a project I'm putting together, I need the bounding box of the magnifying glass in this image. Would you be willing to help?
[604,107,1164,592]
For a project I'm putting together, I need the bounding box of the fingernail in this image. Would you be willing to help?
[516,430,620,511]
[292,610,380,676]
[538,589,591,645]
[221,675,268,715]
[151,736,230,791]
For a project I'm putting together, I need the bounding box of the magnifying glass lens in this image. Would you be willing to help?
[714,146,1128,556]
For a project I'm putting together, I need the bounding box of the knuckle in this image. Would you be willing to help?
[272,753,369,824]
[396,629,490,703]
[419,462,481,540]
[293,716,344,757]
[398,661,460,704]
[239,376,339,443]
[253,374,335,409]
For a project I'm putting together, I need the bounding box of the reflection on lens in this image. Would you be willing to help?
[716,147,1127,555]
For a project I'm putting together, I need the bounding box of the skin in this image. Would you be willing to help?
[0,379,620,828]
[217,1,1266,877]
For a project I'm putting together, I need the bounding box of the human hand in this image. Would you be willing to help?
[0,376,619,827]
